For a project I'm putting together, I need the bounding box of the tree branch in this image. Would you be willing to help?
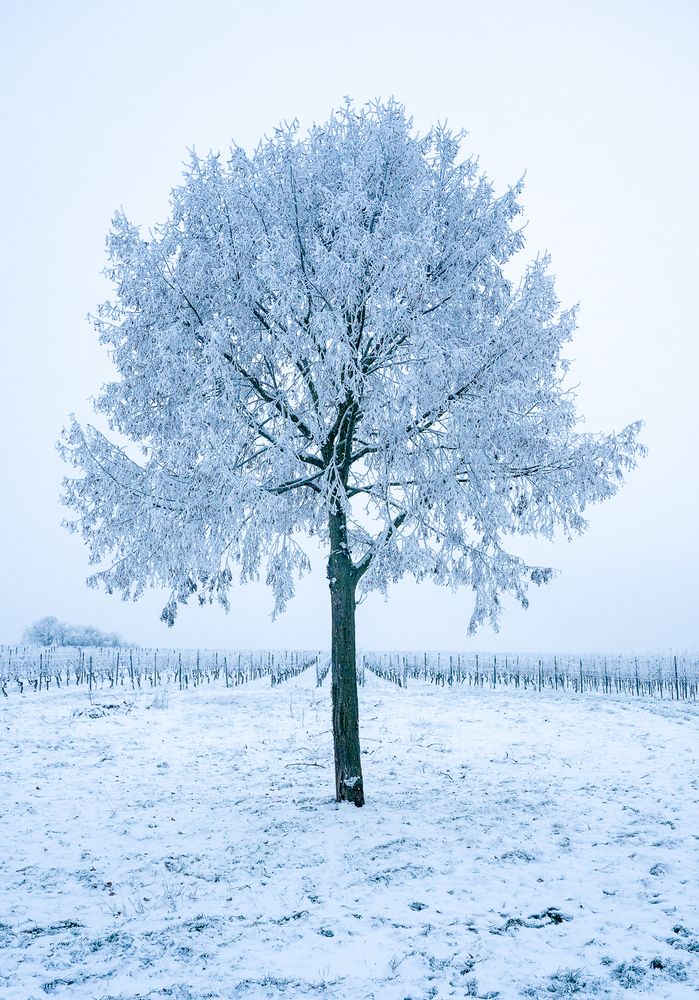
[265,471,323,495]
[353,510,407,582]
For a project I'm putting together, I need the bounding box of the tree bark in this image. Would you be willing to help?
[328,510,364,806]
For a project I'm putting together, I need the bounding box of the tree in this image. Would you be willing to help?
[62,624,122,647]
[22,616,122,647]
[22,616,65,646]
[61,100,643,805]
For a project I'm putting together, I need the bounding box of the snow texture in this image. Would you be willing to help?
[1,669,697,999]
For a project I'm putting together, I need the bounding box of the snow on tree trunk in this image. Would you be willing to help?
[328,510,364,806]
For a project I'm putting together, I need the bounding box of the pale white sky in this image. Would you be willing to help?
[1,0,697,653]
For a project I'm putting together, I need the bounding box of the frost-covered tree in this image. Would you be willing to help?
[22,616,122,647]
[62,624,122,647]
[62,100,643,805]
[22,616,66,646]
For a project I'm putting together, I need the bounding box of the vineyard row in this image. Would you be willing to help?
[1,647,697,701]
[0,646,324,696]
[362,651,699,700]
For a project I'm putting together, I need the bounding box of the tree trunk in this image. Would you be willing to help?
[328,510,364,806]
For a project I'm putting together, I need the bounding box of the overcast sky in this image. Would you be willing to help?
[1,0,697,653]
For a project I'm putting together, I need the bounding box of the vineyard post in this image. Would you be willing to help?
[674,655,680,700]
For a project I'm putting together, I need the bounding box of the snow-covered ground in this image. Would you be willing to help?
[1,668,698,999]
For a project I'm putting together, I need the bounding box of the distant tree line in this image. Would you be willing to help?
[22,616,123,647]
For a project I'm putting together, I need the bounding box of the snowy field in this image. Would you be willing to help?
[1,668,698,999]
